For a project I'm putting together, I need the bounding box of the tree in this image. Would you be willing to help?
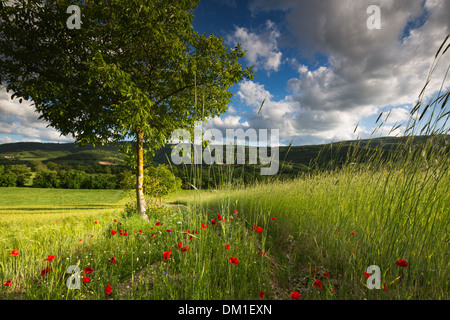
[0,0,254,218]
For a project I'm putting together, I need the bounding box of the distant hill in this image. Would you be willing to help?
[0,135,447,168]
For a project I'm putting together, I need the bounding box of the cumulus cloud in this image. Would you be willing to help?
[238,0,450,144]
[227,20,283,72]
[0,87,74,144]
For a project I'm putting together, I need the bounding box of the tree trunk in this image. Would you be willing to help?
[136,129,147,219]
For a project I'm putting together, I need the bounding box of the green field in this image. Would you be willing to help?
[1,154,448,300]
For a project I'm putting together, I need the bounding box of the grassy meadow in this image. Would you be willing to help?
[0,151,448,300]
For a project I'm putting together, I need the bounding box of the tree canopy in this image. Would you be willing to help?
[0,0,254,216]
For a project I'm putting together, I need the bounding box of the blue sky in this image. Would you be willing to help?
[0,0,449,146]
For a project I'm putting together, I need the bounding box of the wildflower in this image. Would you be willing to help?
[82,276,90,283]
[177,242,182,249]
[211,219,217,225]
[10,249,19,256]
[364,272,370,279]
[114,219,117,222]
[119,223,122,226]
[260,251,265,256]
[395,260,408,267]
[105,283,112,295]
[311,268,316,276]
[41,267,51,277]
[271,217,276,220]
[111,230,117,235]
[123,232,128,236]
[224,244,230,250]
[313,280,323,290]
[139,230,143,233]
[252,225,256,230]
[259,291,265,299]
[94,221,98,224]
[291,291,301,300]
[163,251,172,261]
[166,229,172,233]
[3,280,12,286]
[256,227,263,233]
[351,232,356,235]
[46,255,55,262]
[323,272,330,278]
[181,246,189,252]
[109,257,117,264]
[156,222,161,226]
[229,257,239,265]
[84,267,94,274]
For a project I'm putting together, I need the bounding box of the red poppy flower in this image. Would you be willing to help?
[313,280,323,290]
[10,249,19,256]
[211,219,217,225]
[82,276,90,283]
[3,280,12,286]
[181,246,189,252]
[256,227,263,233]
[166,229,172,233]
[229,257,239,265]
[139,230,143,233]
[94,221,98,224]
[201,223,208,230]
[260,251,265,256]
[395,260,408,267]
[351,232,356,235]
[119,223,122,226]
[111,230,117,235]
[114,219,117,222]
[271,217,276,220]
[46,255,55,262]
[311,268,316,276]
[84,267,94,274]
[252,225,256,230]
[41,267,51,276]
[217,214,222,220]
[105,283,112,295]
[123,232,128,236]
[290,291,301,300]
[163,251,172,261]
[224,244,230,250]
[234,210,238,214]
[177,241,182,249]
[109,257,117,264]
[259,291,265,299]
[323,272,330,278]
[364,272,370,279]
[156,222,161,226]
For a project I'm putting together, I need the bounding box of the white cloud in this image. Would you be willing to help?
[0,87,74,143]
[227,20,283,72]
[241,0,450,144]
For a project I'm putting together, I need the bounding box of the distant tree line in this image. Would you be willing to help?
[0,162,182,196]
[0,165,32,187]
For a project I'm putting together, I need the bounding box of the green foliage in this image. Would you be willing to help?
[0,164,32,187]
[119,165,182,196]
